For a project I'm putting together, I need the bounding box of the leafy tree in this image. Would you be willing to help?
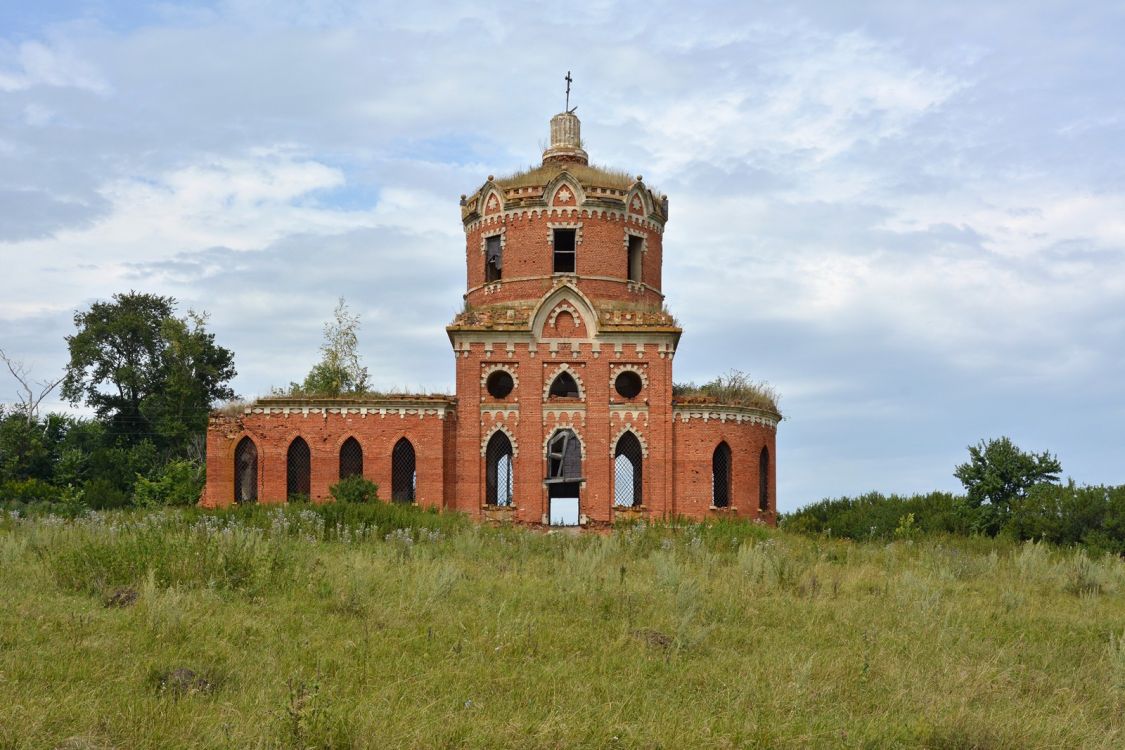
[297,297,369,396]
[954,436,1061,533]
[61,292,236,454]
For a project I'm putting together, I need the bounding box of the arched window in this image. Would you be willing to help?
[485,431,514,506]
[391,438,416,503]
[759,446,770,513]
[546,429,583,482]
[614,432,643,507]
[287,437,311,499]
[339,437,363,479]
[234,437,258,503]
[712,441,732,508]
[548,371,580,398]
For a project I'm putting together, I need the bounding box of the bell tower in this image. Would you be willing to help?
[449,104,681,525]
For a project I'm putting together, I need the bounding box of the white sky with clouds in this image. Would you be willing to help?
[1,1,1122,510]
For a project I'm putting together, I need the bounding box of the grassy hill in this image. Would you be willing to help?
[1,504,1123,748]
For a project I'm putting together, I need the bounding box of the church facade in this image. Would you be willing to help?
[201,111,780,525]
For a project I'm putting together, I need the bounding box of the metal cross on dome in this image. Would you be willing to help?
[565,71,576,113]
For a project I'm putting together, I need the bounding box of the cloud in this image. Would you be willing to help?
[2,1,1123,507]
[0,39,108,93]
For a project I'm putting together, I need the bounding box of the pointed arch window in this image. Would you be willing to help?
[546,429,583,482]
[712,441,732,508]
[485,431,514,507]
[287,437,311,499]
[339,437,363,479]
[759,446,770,513]
[234,437,258,503]
[613,432,643,507]
[548,371,580,399]
[391,438,416,503]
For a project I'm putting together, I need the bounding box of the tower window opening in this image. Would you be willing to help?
[627,234,643,283]
[614,370,643,399]
[486,370,514,399]
[485,431,514,506]
[553,228,576,273]
[485,235,502,282]
[759,446,770,513]
[548,370,580,398]
[712,441,732,508]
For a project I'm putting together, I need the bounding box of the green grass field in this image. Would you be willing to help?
[1,505,1123,749]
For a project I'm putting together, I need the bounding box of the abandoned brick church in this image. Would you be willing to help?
[202,109,780,525]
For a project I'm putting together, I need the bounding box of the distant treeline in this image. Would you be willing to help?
[782,483,1125,555]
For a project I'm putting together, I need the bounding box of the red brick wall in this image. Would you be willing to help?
[201,406,454,508]
[672,413,778,522]
[464,211,664,309]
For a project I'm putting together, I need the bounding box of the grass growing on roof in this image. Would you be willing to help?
[1,506,1123,748]
[673,369,781,414]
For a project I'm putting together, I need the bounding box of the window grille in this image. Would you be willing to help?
[485,431,514,506]
[614,432,643,507]
[549,371,580,398]
[391,438,416,502]
[339,437,363,479]
[287,438,311,498]
[486,370,514,399]
[546,429,582,482]
[759,446,770,512]
[553,228,576,273]
[712,442,732,508]
[234,437,258,503]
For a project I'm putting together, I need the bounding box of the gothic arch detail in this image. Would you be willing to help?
[480,423,519,457]
[530,284,598,339]
[543,362,586,401]
[608,425,649,458]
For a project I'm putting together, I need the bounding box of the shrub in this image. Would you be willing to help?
[329,476,379,504]
[781,491,975,541]
[133,459,204,507]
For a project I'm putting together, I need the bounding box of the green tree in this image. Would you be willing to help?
[954,436,1062,533]
[297,297,369,396]
[61,292,236,454]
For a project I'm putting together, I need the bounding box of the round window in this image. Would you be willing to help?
[614,371,643,399]
[486,370,515,399]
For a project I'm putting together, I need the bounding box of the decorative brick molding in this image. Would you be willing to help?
[672,404,780,428]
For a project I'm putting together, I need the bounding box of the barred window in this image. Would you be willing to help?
[391,438,416,503]
[287,437,311,499]
[759,446,770,512]
[613,432,643,507]
[485,431,514,507]
[712,441,732,508]
[234,437,258,503]
[339,437,363,479]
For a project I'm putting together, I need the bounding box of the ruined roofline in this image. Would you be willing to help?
[214,394,458,414]
[672,398,782,421]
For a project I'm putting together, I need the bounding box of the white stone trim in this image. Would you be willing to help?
[480,363,519,395]
[610,363,648,398]
[248,404,453,420]
[672,405,780,428]
[464,207,664,236]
